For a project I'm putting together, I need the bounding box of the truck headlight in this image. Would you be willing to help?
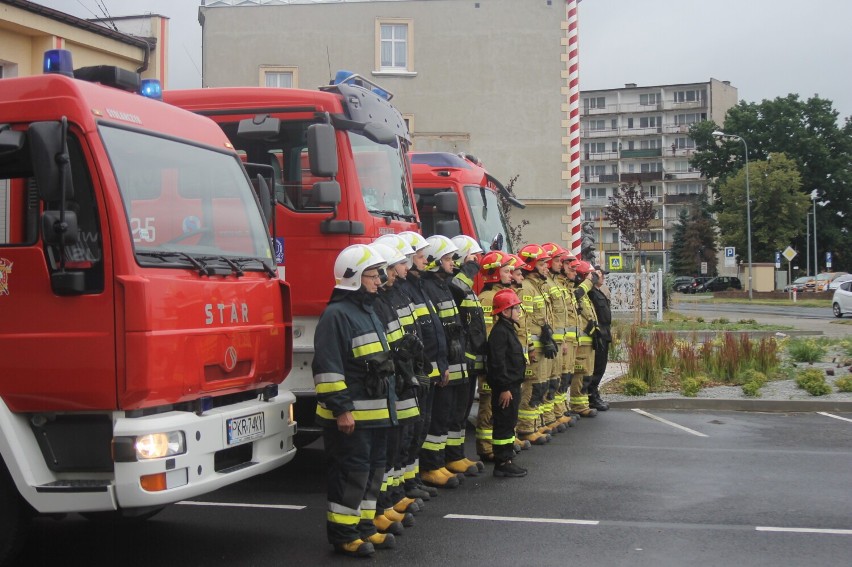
[135,431,185,460]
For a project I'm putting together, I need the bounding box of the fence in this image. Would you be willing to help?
[606,269,663,321]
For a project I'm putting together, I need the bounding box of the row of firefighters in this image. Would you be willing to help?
[312,232,613,557]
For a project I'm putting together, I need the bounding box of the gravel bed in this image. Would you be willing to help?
[600,361,852,404]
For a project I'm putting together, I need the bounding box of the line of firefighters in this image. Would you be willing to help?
[312,232,612,557]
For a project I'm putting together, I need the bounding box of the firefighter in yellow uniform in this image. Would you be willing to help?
[566,259,599,417]
[540,243,576,431]
[555,251,581,422]
[474,250,515,461]
[516,244,558,444]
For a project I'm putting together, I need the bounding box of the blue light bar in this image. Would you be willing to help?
[43,49,74,77]
[139,79,163,100]
[331,70,392,101]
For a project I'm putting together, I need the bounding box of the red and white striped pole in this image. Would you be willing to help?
[566,0,582,258]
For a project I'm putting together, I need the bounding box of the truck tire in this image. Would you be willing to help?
[0,461,31,567]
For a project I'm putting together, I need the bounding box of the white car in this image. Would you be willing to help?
[827,273,852,291]
[832,280,852,318]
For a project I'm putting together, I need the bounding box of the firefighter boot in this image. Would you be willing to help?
[334,539,375,558]
[373,514,404,535]
[421,469,459,489]
[393,497,424,514]
[384,507,415,528]
[589,391,610,411]
[366,532,396,550]
[404,481,431,501]
[438,466,466,484]
[493,460,528,478]
[519,431,549,446]
[463,457,486,473]
[446,459,479,477]
[515,437,532,450]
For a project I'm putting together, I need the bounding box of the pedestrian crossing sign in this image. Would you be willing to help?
[609,256,623,271]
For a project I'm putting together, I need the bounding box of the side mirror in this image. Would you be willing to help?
[491,233,504,251]
[0,125,24,155]
[434,191,459,215]
[307,123,338,177]
[28,121,74,202]
[41,210,79,245]
[311,180,341,206]
[237,114,281,139]
[436,219,460,239]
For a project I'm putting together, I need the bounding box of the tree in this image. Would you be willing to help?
[669,197,718,276]
[715,152,809,262]
[690,94,852,271]
[497,174,529,251]
[604,183,655,260]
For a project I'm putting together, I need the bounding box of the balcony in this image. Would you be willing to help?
[599,241,667,252]
[620,148,662,159]
[617,102,662,114]
[580,127,618,138]
[664,124,693,134]
[665,171,702,180]
[620,171,663,183]
[620,126,663,137]
[662,99,707,111]
[580,104,617,116]
[584,151,619,161]
[583,174,620,184]
[663,193,701,205]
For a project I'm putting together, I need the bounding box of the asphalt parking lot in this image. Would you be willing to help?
[19,408,852,566]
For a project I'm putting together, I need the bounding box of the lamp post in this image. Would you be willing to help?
[811,190,818,274]
[713,131,752,300]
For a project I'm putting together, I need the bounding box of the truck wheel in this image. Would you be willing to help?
[81,506,165,523]
[0,463,31,567]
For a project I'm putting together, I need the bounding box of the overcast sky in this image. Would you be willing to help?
[35,0,852,122]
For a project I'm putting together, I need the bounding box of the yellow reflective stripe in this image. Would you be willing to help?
[492,437,515,446]
[518,409,537,419]
[360,509,377,520]
[460,299,479,308]
[422,441,442,451]
[465,352,477,360]
[327,512,360,526]
[397,407,420,420]
[483,316,493,325]
[316,381,347,394]
[446,437,464,447]
[578,337,593,344]
[476,428,493,440]
[480,382,491,392]
[413,305,430,318]
[565,331,577,338]
[399,314,415,327]
[386,327,405,343]
[352,408,390,421]
[353,342,384,357]
[438,307,458,318]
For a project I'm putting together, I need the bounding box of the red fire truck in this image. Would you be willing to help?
[165,73,458,445]
[412,151,522,254]
[0,51,296,561]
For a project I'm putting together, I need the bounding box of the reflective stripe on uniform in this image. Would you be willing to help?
[422,434,446,452]
[352,332,384,357]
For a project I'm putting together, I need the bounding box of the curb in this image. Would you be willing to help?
[607,398,852,413]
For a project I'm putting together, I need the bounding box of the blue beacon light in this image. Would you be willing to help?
[139,79,163,100]
[43,49,74,77]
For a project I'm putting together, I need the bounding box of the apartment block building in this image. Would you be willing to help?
[580,80,737,270]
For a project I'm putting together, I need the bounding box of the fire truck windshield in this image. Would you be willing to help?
[100,125,273,267]
[348,131,414,220]
[463,185,513,253]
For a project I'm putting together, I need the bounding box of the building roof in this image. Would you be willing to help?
[2,0,152,49]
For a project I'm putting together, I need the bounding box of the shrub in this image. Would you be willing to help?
[795,368,825,389]
[739,369,768,386]
[623,378,649,396]
[787,339,827,363]
[835,377,852,393]
[804,380,832,396]
[742,381,762,397]
[680,378,701,397]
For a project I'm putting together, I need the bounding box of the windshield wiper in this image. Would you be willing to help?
[218,256,245,277]
[368,209,416,222]
[137,250,214,276]
[231,257,277,278]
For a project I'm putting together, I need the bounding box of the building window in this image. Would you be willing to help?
[259,66,298,88]
[674,137,695,149]
[674,113,707,125]
[584,187,606,199]
[640,139,661,149]
[583,96,606,110]
[639,116,661,129]
[584,142,606,155]
[588,119,606,131]
[673,89,706,103]
[639,93,660,106]
[673,183,703,195]
[376,19,414,73]
[641,162,663,173]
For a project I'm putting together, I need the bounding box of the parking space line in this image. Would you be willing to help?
[756,526,852,535]
[631,409,708,437]
[177,501,305,510]
[445,514,598,526]
[817,412,852,423]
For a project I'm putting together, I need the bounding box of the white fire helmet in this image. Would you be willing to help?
[451,234,484,266]
[333,244,387,290]
[375,233,415,268]
[424,234,459,272]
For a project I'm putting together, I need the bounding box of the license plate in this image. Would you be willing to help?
[227,412,265,446]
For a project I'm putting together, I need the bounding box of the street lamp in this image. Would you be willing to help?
[811,190,818,275]
[713,130,752,300]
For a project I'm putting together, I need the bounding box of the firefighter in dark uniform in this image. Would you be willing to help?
[313,244,397,558]
[487,288,529,477]
[587,265,612,411]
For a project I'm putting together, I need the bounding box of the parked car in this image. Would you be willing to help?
[683,276,713,294]
[695,276,742,293]
[832,280,852,318]
[827,273,852,292]
[815,272,849,292]
[784,276,812,293]
[672,276,695,292]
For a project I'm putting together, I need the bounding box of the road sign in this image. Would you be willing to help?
[609,255,622,271]
[782,246,797,262]
[700,262,708,275]
[775,251,781,269]
[826,251,832,269]
[724,246,736,267]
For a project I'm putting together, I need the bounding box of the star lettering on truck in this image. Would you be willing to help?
[204,302,250,325]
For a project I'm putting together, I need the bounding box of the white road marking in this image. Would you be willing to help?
[756,526,852,535]
[631,408,708,437]
[445,514,598,526]
[817,411,852,423]
[177,501,305,510]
